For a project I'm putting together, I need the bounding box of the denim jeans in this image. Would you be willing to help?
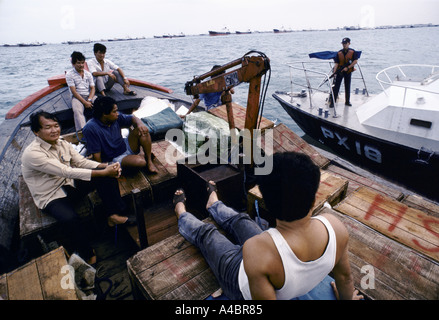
[178,201,338,300]
[178,200,263,300]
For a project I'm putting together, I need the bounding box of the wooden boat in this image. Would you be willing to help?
[274,62,439,202]
[1,58,438,301]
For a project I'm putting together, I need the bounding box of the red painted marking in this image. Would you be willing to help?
[365,194,407,232]
[412,215,439,253]
[321,180,334,188]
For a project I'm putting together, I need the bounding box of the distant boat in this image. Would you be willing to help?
[155,33,185,39]
[236,30,252,34]
[273,27,293,33]
[67,40,91,45]
[17,42,45,47]
[209,28,230,36]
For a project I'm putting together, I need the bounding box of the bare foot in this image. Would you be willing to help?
[173,189,186,218]
[206,181,219,209]
[108,214,128,227]
[147,160,158,174]
[87,254,97,265]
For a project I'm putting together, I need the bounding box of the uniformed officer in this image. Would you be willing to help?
[330,37,359,107]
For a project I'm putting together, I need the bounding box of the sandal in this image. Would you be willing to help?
[206,180,217,197]
[173,189,186,206]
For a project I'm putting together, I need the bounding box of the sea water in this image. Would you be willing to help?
[1,27,438,135]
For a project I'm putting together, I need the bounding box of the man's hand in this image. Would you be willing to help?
[104,162,122,178]
[108,70,116,81]
[83,100,93,109]
[331,281,364,300]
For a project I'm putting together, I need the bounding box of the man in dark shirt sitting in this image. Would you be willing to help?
[83,96,157,173]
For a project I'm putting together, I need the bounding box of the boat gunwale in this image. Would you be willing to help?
[5,75,174,121]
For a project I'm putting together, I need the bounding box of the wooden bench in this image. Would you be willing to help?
[0,246,78,300]
[18,175,92,241]
[19,169,152,250]
[127,218,220,300]
[319,207,439,300]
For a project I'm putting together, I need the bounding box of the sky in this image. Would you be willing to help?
[0,0,438,44]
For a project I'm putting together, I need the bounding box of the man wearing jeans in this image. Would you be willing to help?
[173,152,363,300]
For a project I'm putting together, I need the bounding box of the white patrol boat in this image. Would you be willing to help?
[273,62,439,201]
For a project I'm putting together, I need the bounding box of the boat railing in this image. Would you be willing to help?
[286,61,368,117]
[376,64,439,106]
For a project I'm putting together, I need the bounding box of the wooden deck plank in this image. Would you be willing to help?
[334,186,439,263]
[326,164,404,200]
[402,194,439,219]
[257,123,329,169]
[321,208,439,300]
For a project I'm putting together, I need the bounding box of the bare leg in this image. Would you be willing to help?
[126,128,157,173]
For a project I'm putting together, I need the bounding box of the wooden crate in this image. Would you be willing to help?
[142,140,182,202]
[319,208,439,300]
[177,160,244,214]
[334,186,439,263]
[127,218,220,300]
[126,201,179,249]
[0,247,78,300]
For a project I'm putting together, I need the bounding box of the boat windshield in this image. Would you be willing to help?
[376,64,439,106]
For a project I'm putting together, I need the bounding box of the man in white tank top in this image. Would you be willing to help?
[174,151,362,300]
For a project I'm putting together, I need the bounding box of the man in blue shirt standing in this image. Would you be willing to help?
[83,96,157,173]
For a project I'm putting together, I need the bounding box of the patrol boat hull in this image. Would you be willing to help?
[274,93,439,201]
[273,63,439,201]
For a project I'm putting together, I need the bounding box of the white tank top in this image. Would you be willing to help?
[238,215,337,300]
